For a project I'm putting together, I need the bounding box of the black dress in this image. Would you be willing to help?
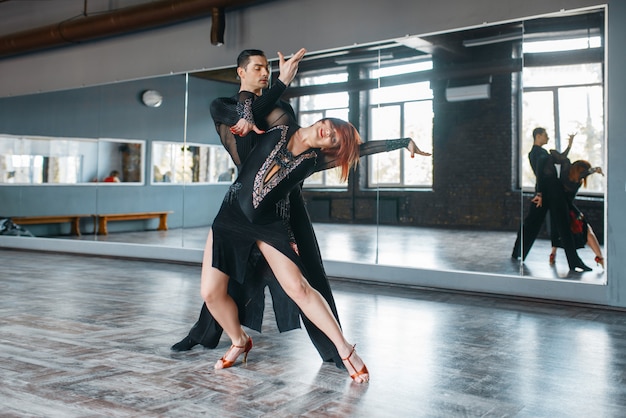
[189,82,412,366]
[207,83,345,366]
[536,149,587,269]
[211,123,319,279]
[549,156,591,249]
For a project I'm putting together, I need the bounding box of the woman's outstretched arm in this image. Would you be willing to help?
[315,137,431,173]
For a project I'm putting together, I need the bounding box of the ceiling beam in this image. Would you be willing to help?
[0,0,262,59]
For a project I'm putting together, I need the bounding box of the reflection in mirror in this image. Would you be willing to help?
[97,139,145,184]
[273,21,526,275]
[0,74,187,245]
[0,134,96,184]
[0,7,607,286]
[0,135,145,185]
[519,8,605,282]
[151,142,235,184]
[266,8,605,282]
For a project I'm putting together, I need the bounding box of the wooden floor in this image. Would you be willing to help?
[1,249,624,417]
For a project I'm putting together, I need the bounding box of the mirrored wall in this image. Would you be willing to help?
[0,6,606,284]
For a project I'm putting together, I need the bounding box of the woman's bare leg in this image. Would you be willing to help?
[586,225,604,264]
[200,229,249,368]
[257,241,369,382]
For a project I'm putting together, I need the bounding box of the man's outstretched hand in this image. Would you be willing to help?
[278,48,306,86]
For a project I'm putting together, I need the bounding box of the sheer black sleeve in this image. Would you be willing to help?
[549,148,570,165]
[313,138,411,173]
[209,81,290,166]
[251,80,288,128]
[210,95,249,166]
[210,80,288,128]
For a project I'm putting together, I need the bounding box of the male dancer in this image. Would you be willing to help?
[512,128,590,272]
[172,48,346,367]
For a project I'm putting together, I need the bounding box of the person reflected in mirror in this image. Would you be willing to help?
[548,153,605,269]
[103,170,121,182]
[511,128,591,272]
[217,167,236,182]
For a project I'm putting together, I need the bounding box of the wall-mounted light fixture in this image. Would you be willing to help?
[141,90,163,108]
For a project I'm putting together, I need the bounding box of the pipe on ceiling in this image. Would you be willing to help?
[0,0,259,59]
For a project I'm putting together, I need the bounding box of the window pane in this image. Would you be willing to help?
[558,86,604,193]
[303,171,323,186]
[521,91,554,189]
[299,111,324,127]
[299,92,349,110]
[523,63,602,87]
[325,108,349,120]
[324,167,345,186]
[299,73,348,86]
[370,61,432,78]
[369,105,401,184]
[523,36,602,53]
[370,82,432,105]
[403,101,433,186]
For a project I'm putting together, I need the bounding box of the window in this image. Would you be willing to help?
[151,142,235,184]
[295,72,350,188]
[294,61,434,189]
[368,62,434,188]
[521,36,604,196]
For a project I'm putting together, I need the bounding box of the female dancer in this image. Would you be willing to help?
[549,157,604,268]
[172,49,349,368]
[545,132,604,269]
[201,113,428,383]
[177,48,431,372]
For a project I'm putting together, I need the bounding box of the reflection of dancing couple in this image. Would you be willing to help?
[512,128,604,271]
[171,48,431,383]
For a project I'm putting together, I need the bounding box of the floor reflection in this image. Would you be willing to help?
[58,223,606,284]
[0,249,621,417]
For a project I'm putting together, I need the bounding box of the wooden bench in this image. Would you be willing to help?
[96,211,173,235]
[11,215,93,236]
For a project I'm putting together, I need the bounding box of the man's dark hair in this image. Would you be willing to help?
[237,49,266,69]
[532,127,546,140]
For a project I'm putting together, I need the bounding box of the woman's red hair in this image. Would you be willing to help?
[323,118,362,182]
[570,160,592,187]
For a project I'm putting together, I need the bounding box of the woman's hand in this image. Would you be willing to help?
[406,139,432,158]
[230,118,265,137]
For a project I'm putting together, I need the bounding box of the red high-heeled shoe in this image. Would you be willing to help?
[549,253,556,265]
[215,336,253,369]
[595,256,605,269]
[342,345,369,383]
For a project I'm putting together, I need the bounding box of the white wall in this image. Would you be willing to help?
[1,0,624,309]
